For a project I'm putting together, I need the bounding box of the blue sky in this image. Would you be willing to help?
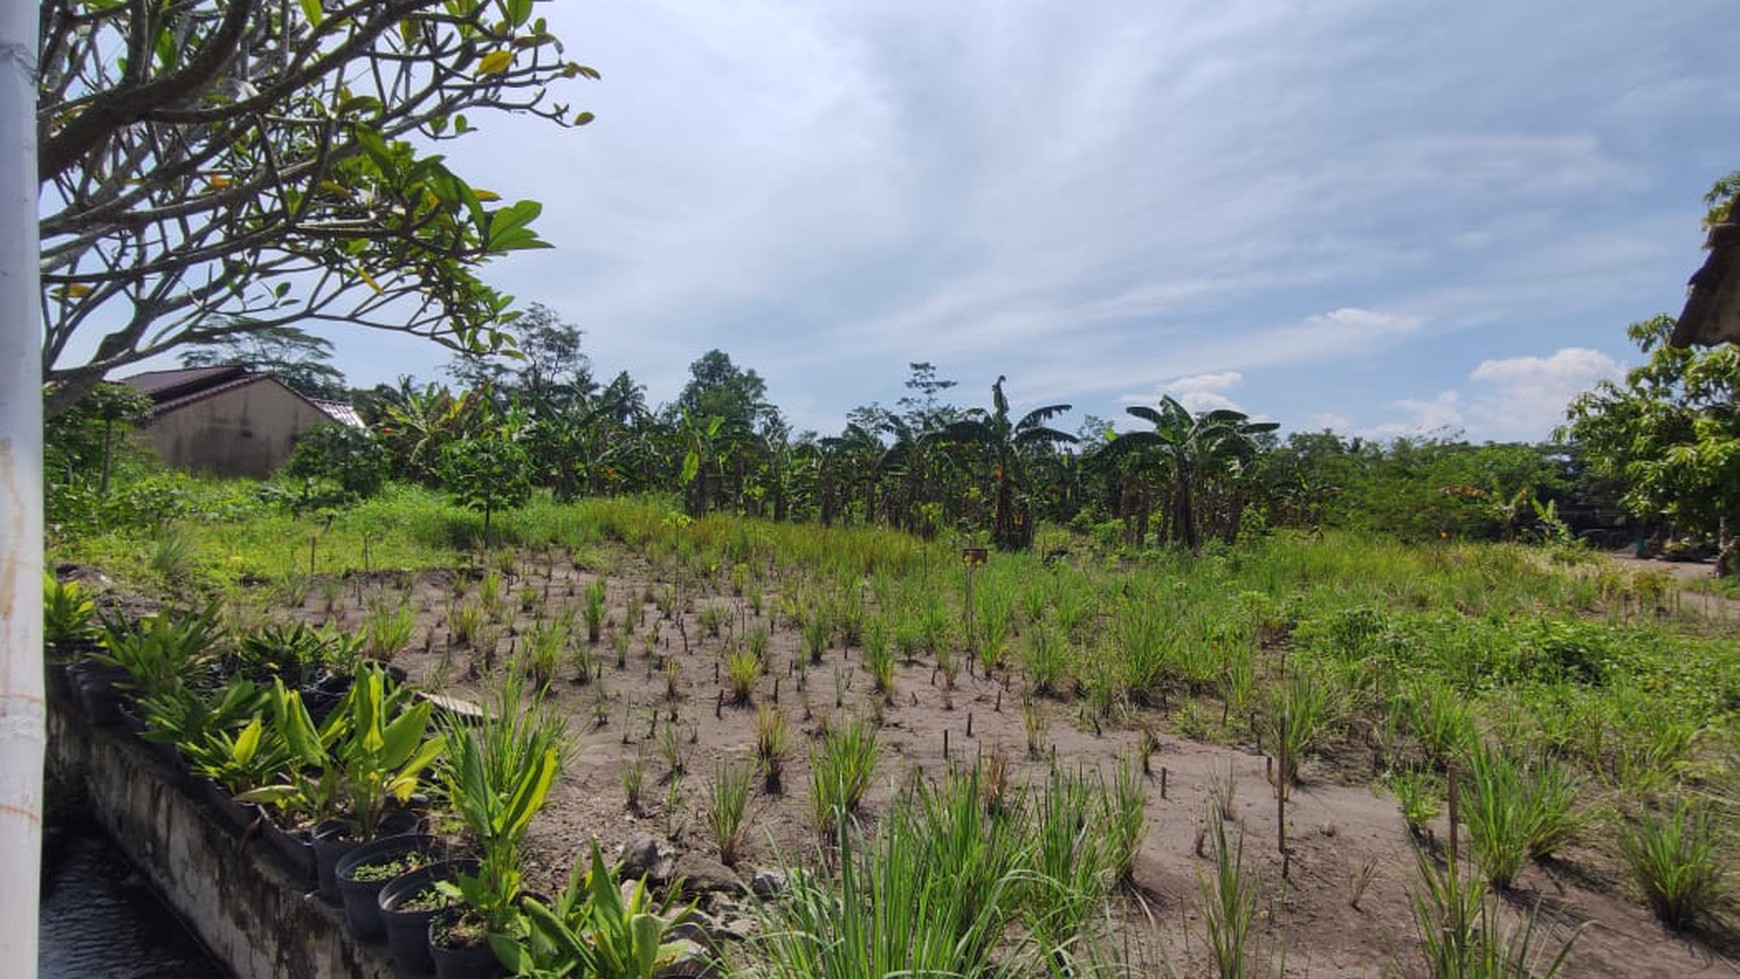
[334,0,1739,442]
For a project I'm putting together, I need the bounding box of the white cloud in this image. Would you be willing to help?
[1362,390,1465,441]
[1356,347,1624,442]
[1465,347,1623,440]
[313,0,1728,438]
[1139,371,1246,414]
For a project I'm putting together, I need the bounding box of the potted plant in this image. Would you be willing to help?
[335,834,437,941]
[44,572,99,702]
[244,663,444,901]
[136,674,265,780]
[379,858,476,974]
[179,713,295,834]
[95,604,224,697]
[427,670,565,976]
[232,620,363,723]
[495,841,694,979]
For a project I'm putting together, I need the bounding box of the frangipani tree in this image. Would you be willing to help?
[37,0,598,417]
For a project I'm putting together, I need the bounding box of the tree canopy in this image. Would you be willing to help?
[38,0,597,417]
[1564,315,1740,573]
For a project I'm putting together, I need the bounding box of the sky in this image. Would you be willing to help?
[329,0,1739,443]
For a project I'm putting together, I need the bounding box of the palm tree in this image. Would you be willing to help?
[935,376,1076,550]
[1109,397,1277,550]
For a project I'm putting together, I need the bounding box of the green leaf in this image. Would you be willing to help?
[377,701,433,767]
[233,716,263,764]
[499,747,558,841]
[504,0,533,27]
[298,0,325,28]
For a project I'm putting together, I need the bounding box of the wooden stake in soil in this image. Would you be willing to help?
[1160,767,1168,799]
[1277,711,1289,877]
[1447,760,1460,868]
[943,728,950,761]
[966,713,973,738]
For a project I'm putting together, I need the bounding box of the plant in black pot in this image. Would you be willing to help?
[179,712,296,834]
[233,680,350,885]
[44,573,99,702]
[379,856,475,975]
[335,834,438,942]
[494,841,694,979]
[242,663,444,901]
[231,621,363,724]
[88,604,224,728]
[428,670,566,978]
[136,674,266,777]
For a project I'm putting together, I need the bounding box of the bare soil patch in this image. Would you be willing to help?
[280,546,1737,977]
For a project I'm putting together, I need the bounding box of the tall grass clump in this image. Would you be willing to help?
[1406,847,1578,978]
[1258,668,1332,792]
[1198,814,1261,979]
[706,758,754,866]
[742,768,1035,979]
[753,705,790,793]
[1461,744,1532,890]
[1461,745,1586,889]
[1027,766,1117,951]
[725,645,760,705]
[1022,622,1069,697]
[809,718,879,836]
[1619,799,1727,930]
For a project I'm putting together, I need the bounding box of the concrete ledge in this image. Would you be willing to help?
[48,698,396,979]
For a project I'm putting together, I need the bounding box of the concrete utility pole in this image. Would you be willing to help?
[0,1,44,971]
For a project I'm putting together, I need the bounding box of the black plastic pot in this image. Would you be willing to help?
[68,661,128,726]
[258,811,317,887]
[116,700,149,739]
[301,672,353,726]
[428,909,503,979]
[312,809,422,903]
[335,834,433,941]
[379,859,476,976]
[199,779,258,835]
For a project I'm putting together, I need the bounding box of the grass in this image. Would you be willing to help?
[725,645,760,705]
[809,718,880,837]
[753,706,790,794]
[1406,846,1579,978]
[52,478,1740,967]
[1198,814,1261,979]
[1620,798,1727,930]
[706,759,754,866]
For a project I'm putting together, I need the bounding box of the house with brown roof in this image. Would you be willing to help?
[119,365,362,478]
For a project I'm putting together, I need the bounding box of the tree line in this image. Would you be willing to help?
[57,304,1704,559]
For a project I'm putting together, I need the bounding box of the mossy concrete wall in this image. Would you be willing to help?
[47,699,394,979]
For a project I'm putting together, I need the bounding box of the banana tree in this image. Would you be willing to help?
[934,376,1076,549]
[1108,397,1277,550]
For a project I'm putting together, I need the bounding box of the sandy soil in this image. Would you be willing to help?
[282,548,1738,978]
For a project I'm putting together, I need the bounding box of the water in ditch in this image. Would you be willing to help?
[40,826,230,979]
